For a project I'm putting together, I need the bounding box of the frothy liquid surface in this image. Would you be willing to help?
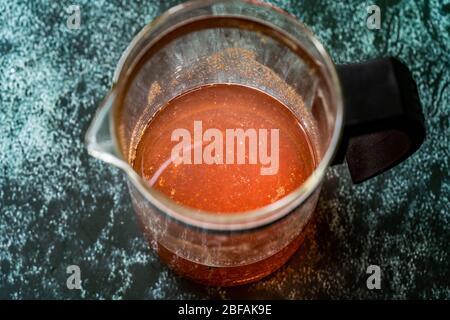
[133,84,315,212]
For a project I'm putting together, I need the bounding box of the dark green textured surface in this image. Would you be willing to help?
[1,0,449,299]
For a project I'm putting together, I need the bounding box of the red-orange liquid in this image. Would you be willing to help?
[133,84,315,212]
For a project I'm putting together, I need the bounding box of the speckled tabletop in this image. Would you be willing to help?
[1,0,449,299]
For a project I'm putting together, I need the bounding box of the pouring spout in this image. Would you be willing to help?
[85,90,127,169]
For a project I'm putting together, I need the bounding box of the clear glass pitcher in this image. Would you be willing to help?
[85,0,425,286]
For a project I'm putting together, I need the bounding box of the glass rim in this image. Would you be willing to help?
[87,0,344,231]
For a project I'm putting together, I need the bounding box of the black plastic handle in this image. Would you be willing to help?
[333,58,425,183]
